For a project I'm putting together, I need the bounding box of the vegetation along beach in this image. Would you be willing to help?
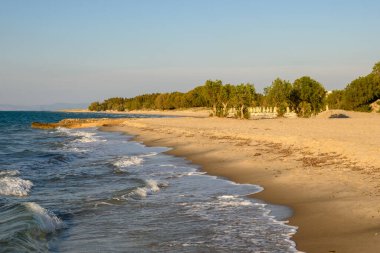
[1,1,380,252]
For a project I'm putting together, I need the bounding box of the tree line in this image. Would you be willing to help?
[327,62,380,112]
[89,61,380,117]
[89,77,326,118]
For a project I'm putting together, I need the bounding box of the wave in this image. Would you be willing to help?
[145,179,161,192]
[129,187,148,199]
[179,194,298,252]
[0,176,33,197]
[37,152,74,164]
[113,156,143,168]
[0,202,63,252]
[64,147,89,153]
[56,127,103,143]
[139,152,158,157]
[216,195,253,207]
[94,201,116,208]
[24,202,63,233]
[168,170,207,179]
[73,132,98,143]
[186,171,207,176]
[126,179,166,200]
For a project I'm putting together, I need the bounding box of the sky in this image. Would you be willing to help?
[1,0,380,106]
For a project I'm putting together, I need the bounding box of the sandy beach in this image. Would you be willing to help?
[96,110,379,253]
[36,110,380,252]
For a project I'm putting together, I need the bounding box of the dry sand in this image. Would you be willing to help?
[99,110,380,253]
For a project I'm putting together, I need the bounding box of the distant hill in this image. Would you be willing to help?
[0,103,88,111]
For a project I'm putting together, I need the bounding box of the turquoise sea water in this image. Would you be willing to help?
[0,111,298,252]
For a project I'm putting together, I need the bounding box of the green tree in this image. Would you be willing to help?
[326,90,345,109]
[202,80,223,116]
[88,102,102,111]
[264,78,292,116]
[218,84,235,117]
[255,93,265,107]
[291,76,326,117]
[342,75,375,111]
[373,61,380,76]
[167,92,185,109]
[340,62,380,111]
[232,83,256,119]
[184,86,207,107]
[154,93,170,110]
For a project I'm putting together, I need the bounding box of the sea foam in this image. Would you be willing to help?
[0,170,20,176]
[71,131,99,143]
[217,195,253,207]
[127,179,163,199]
[57,127,102,143]
[145,179,160,192]
[0,176,33,197]
[113,156,143,168]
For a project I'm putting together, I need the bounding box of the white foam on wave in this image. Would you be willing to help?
[127,179,165,199]
[72,132,98,143]
[139,152,158,158]
[218,195,236,200]
[66,147,88,153]
[57,127,103,143]
[23,202,63,233]
[94,201,115,208]
[145,179,160,192]
[0,170,20,177]
[217,195,253,207]
[129,187,148,199]
[56,127,71,134]
[186,171,207,176]
[113,156,143,168]
[170,170,208,179]
[159,164,176,167]
[0,176,33,197]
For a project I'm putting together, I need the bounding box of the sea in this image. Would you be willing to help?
[0,111,298,252]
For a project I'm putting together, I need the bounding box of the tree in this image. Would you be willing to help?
[326,90,345,109]
[291,76,326,117]
[232,83,256,119]
[101,97,125,111]
[340,62,380,111]
[372,62,380,98]
[154,93,167,110]
[202,80,223,116]
[264,78,292,116]
[219,84,235,117]
[184,86,208,107]
[373,61,380,76]
[88,102,102,111]
[255,93,265,107]
[342,75,376,111]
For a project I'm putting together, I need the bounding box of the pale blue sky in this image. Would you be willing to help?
[1,0,379,105]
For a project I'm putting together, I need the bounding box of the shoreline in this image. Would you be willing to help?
[99,114,380,253]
